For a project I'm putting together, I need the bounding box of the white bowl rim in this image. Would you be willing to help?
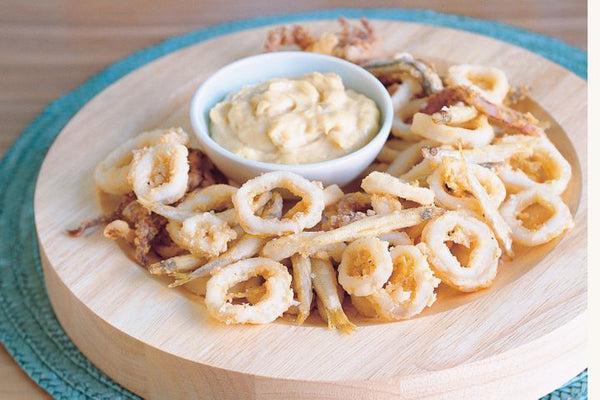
[189,51,393,172]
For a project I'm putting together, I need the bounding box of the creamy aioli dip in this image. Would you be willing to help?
[209,72,380,164]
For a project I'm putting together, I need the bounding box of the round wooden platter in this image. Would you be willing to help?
[34,20,586,399]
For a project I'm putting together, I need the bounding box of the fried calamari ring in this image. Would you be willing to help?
[388,78,427,141]
[420,211,501,292]
[366,245,440,320]
[338,237,393,296]
[205,257,293,324]
[499,188,573,246]
[94,127,189,195]
[496,135,572,194]
[128,143,189,205]
[166,212,238,258]
[411,112,494,148]
[233,171,325,235]
[428,157,506,211]
[466,169,514,257]
[445,64,509,104]
[391,98,428,141]
[362,171,435,205]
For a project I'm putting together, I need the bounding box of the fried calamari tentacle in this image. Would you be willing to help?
[121,200,167,266]
[186,148,228,192]
[362,52,443,95]
[323,192,375,230]
[66,192,136,237]
[336,191,372,215]
[507,85,532,105]
[150,226,188,259]
[98,199,167,267]
[333,17,379,63]
[263,25,316,52]
[67,215,114,237]
[423,86,545,136]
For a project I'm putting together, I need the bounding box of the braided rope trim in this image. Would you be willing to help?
[0,8,587,399]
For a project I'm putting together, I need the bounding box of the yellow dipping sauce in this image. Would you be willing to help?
[209,72,380,164]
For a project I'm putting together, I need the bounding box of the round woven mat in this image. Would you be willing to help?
[0,8,587,400]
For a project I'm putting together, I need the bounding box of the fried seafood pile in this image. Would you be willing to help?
[264,17,380,64]
[70,19,575,332]
[68,128,227,266]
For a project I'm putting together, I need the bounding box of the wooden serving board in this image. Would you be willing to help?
[34,20,587,399]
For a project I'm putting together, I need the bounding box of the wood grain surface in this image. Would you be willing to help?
[0,1,587,399]
[34,18,586,400]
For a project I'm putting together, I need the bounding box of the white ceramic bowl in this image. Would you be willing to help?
[190,51,393,187]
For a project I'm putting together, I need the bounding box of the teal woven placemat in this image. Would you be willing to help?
[0,8,587,400]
